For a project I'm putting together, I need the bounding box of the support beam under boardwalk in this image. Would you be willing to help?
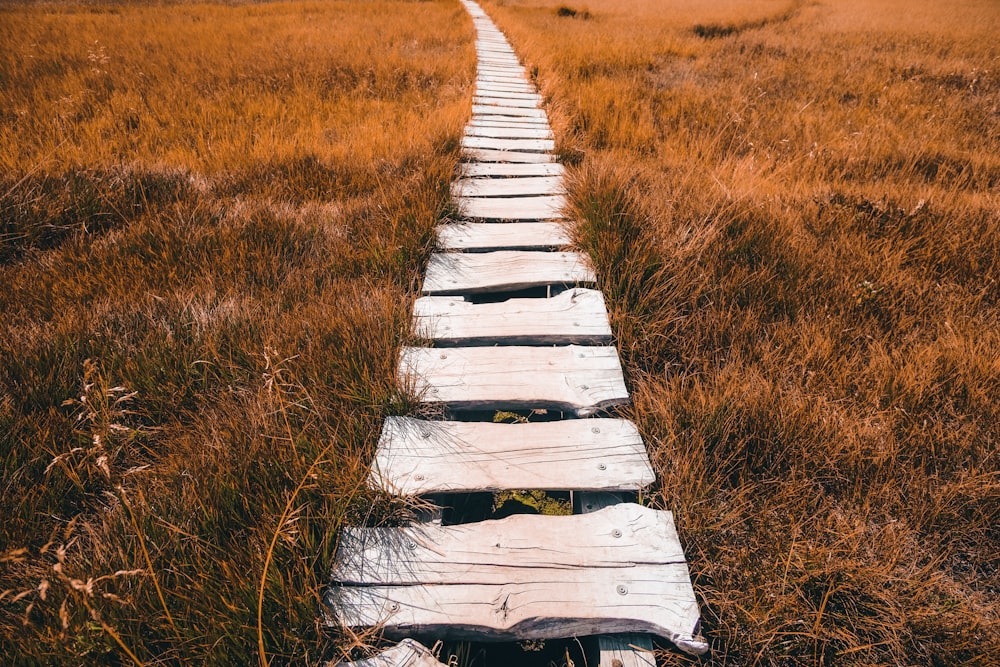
[325,504,707,656]
[369,416,653,494]
[398,344,629,415]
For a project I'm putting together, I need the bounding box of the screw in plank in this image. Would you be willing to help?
[430,388,439,394]
[597,463,606,471]
[617,585,628,596]
[580,384,589,390]
[407,541,417,550]
[414,474,425,481]
[420,431,431,438]
[440,353,448,359]
[612,529,622,538]
[389,602,400,612]
[591,426,601,434]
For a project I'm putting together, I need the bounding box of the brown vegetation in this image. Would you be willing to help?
[0,1,472,664]
[482,0,1000,663]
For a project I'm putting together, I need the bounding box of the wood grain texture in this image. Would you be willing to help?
[336,639,446,667]
[473,96,542,109]
[458,162,564,178]
[369,416,653,494]
[453,175,563,197]
[456,194,565,220]
[413,287,611,344]
[398,344,627,414]
[326,504,703,648]
[435,222,571,251]
[469,117,551,128]
[462,148,554,163]
[465,125,553,140]
[471,105,545,118]
[422,251,594,295]
[461,136,553,153]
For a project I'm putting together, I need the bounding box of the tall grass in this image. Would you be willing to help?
[483,0,999,663]
[0,1,473,664]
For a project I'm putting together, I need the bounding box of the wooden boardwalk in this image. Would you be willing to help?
[329,1,707,664]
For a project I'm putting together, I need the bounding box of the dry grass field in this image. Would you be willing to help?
[481,0,1000,664]
[2,0,999,665]
[0,1,472,664]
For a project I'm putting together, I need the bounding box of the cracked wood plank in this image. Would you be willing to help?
[326,504,702,652]
[413,287,610,343]
[435,222,571,251]
[461,136,554,153]
[455,194,566,220]
[464,126,554,140]
[369,416,652,494]
[397,344,627,414]
[457,162,564,178]
[422,250,593,295]
[462,148,554,163]
[452,175,563,197]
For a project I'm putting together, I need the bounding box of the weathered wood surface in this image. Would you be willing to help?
[336,639,446,667]
[469,117,551,128]
[461,136,553,153]
[413,287,610,344]
[453,175,563,197]
[422,250,592,295]
[326,504,703,648]
[473,96,542,109]
[465,126,553,140]
[370,416,652,494]
[397,344,627,414]
[576,492,658,664]
[471,104,545,118]
[462,148,555,164]
[458,161,564,178]
[474,90,540,101]
[436,222,571,251]
[456,194,565,220]
[475,83,536,94]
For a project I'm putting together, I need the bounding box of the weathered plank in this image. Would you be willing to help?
[461,136,553,152]
[336,639,446,667]
[326,504,704,652]
[473,96,542,109]
[456,194,565,220]
[477,73,529,83]
[471,104,545,118]
[452,175,563,197]
[465,126,553,140]
[422,250,593,294]
[370,416,652,494]
[475,82,537,94]
[398,344,626,414]
[436,222,571,251]
[462,148,554,164]
[475,91,540,102]
[413,287,610,343]
[577,492,658,666]
[457,162,565,178]
[469,117,551,127]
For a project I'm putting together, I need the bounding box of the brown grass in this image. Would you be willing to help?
[481,0,1000,663]
[0,1,472,664]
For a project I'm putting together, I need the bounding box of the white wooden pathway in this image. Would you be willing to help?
[329,1,707,664]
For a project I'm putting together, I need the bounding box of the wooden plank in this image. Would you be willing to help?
[462,148,554,164]
[436,221,571,251]
[370,416,651,494]
[473,96,542,109]
[326,504,704,653]
[457,162,564,178]
[398,344,627,414]
[471,104,545,118]
[465,126,553,140]
[422,250,593,295]
[474,90,540,101]
[413,287,610,344]
[475,82,536,93]
[461,137,553,153]
[456,194,565,220]
[576,492,658,667]
[336,639,446,667]
[469,118,551,128]
[452,175,563,197]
